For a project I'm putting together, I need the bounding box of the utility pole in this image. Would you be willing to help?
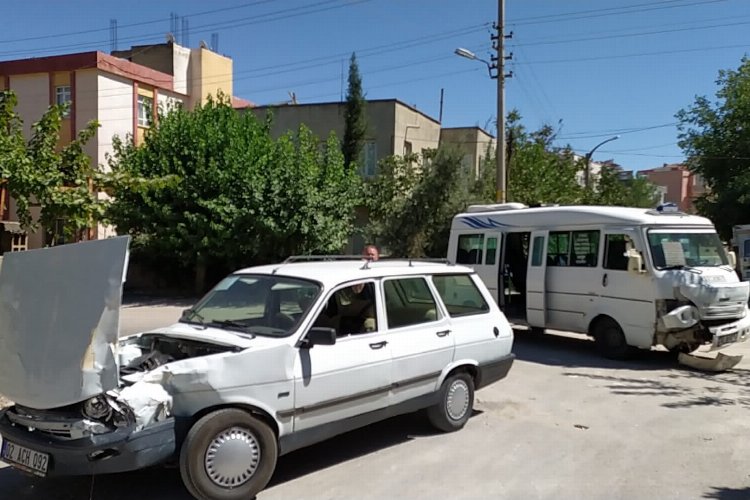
[492,0,512,203]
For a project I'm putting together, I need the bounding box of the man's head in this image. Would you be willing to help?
[363,245,380,261]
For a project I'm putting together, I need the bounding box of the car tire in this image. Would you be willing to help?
[593,317,631,360]
[179,408,278,500]
[427,372,475,432]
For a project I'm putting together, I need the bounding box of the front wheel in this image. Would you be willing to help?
[179,409,278,500]
[427,372,475,432]
[593,317,631,360]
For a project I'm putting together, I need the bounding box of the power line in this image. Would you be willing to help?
[514,42,750,66]
[513,18,750,48]
[0,0,279,45]
[558,123,679,140]
[508,0,724,26]
[0,0,368,58]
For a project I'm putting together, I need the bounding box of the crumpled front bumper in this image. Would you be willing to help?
[708,312,750,350]
[0,409,175,477]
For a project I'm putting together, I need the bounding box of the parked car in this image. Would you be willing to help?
[0,239,514,499]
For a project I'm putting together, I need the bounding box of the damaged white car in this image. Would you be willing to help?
[0,238,515,499]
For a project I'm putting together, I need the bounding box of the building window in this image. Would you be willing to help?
[404,141,413,156]
[137,95,153,127]
[359,141,377,177]
[56,85,72,117]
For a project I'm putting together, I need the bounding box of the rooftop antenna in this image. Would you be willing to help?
[210,33,219,52]
[109,19,118,52]
[170,12,178,38]
[181,17,189,46]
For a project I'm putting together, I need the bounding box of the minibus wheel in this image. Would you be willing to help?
[593,317,630,360]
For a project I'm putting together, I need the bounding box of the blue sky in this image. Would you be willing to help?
[1,0,748,171]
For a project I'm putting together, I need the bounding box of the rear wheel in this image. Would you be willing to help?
[593,317,631,360]
[427,372,475,432]
[179,409,278,500]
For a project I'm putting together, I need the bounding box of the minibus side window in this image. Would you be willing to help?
[485,237,498,265]
[604,234,630,270]
[571,231,600,267]
[456,234,484,264]
[548,231,570,266]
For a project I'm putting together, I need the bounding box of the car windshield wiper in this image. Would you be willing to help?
[208,319,257,338]
[179,309,207,329]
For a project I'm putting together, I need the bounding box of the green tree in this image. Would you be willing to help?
[504,112,583,205]
[365,147,469,257]
[107,95,361,292]
[342,52,367,170]
[676,56,750,239]
[585,165,659,207]
[0,90,102,245]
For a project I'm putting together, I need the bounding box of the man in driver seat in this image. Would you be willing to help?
[338,282,376,334]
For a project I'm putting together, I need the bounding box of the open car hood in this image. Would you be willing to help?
[0,237,130,409]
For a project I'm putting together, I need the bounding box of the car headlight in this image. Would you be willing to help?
[82,395,112,420]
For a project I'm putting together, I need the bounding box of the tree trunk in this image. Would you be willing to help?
[194,258,207,296]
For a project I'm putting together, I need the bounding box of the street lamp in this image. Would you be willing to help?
[454,48,494,78]
[455,46,506,202]
[584,135,620,189]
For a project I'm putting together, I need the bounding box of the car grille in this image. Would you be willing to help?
[7,406,79,440]
[701,302,746,320]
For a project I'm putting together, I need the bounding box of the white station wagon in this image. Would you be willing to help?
[0,238,515,499]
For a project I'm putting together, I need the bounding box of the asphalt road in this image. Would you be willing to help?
[2,303,750,499]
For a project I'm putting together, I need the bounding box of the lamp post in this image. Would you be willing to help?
[584,135,620,189]
[455,47,506,203]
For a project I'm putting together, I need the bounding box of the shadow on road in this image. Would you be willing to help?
[0,411,463,499]
[703,486,750,499]
[512,328,678,370]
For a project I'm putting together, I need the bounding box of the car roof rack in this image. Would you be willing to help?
[361,257,453,269]
[282,255,365,263]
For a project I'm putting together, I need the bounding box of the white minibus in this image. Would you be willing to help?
[448,203,750,358]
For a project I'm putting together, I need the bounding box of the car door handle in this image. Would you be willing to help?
[369,341,388,350]
[602,273,608,287]
[436,330,451,337]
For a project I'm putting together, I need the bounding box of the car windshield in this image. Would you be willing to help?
[181,274,321,337]
[647,230,729,269]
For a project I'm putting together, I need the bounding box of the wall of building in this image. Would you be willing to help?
[394,103,441,158]
[172,44,191,95]
[10,74,48,138]
[641,165,694,212]
[95,72,133,169]
[189,48,232,108]
[439,127,495,178]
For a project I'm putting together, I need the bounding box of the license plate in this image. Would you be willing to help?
[717,332,739,347]
[1,438,49,476]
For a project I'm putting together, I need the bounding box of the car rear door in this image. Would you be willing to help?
[383,276,455,405]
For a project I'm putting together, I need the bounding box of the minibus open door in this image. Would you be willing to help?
[526,230,548,327]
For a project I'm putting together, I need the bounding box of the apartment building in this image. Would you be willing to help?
[250,99,443,177]
[0,41,235,251]
[639,163,704,213]
[439,126,496,178]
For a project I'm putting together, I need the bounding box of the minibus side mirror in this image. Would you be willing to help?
[728,250,737,270]
[626,249,645,274]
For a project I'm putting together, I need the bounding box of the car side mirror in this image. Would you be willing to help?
[626,249,645,274]
[300,327,337,348]
[728,250,737,270]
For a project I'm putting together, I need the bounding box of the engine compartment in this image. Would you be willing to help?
[119,334,241,376]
